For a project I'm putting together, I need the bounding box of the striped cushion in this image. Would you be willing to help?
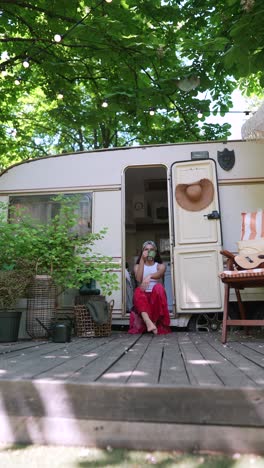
[241,210,264,240]
[219,268,264,279]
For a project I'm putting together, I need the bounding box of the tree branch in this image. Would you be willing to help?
[0,1,78,23]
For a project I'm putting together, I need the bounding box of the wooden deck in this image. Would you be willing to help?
[0,330,264,453]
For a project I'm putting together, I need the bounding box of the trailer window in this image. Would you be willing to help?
[9,193,92,236]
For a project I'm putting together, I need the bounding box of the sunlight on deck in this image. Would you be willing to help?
[0,394,14,443]
[102,371,148,379]
[44,355,71,359]
[34,381,87,445]
[188,359,220,365]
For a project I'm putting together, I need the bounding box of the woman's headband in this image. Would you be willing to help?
[142,240,157,250]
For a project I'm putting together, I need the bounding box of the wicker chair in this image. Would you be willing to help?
[219,250,264,343]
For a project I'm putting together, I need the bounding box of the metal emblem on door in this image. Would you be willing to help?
[217,149,235,171]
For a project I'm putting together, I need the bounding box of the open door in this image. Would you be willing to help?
[124,165,172,314]
[171,159,224,312]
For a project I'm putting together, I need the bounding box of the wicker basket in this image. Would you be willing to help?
[74,299,114,338]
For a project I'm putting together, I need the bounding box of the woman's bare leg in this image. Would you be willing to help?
[141,312,157,334]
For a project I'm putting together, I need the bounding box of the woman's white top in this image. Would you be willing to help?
[143,262,158,292]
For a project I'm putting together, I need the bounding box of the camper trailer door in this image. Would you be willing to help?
[171,159,224,312]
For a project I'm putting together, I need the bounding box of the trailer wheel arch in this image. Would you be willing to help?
[187,312,224,332]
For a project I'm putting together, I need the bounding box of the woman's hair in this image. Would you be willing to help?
[136,240,163,264]
[142,240,157,250]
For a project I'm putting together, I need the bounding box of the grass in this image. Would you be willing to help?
[0,445,264,468]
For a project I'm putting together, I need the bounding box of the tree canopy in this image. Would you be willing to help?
[179,0,264,93]
[0,0,263,168]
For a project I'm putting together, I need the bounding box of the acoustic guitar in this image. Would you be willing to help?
[234,252,264,269]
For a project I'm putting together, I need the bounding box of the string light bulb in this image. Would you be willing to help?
[14,79,21,85]
[57,92,64,100]
[149,108,155,116]
[22,60,30,68]
[102,100,108,108]
[105,0,113,3]
[54,34,62,43]
[197,112,203,119]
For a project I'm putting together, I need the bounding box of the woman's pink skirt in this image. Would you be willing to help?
[128,283,171,335]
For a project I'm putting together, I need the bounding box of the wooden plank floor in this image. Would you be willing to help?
[1,331,264,452]
[0,330,263,387]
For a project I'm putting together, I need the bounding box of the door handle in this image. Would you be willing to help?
[204,210,220,220]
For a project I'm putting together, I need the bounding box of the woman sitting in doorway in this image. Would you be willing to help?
[128,240,171,335]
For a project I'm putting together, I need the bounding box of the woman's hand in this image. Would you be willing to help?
[141,250,149,261]
[140,274,151,291]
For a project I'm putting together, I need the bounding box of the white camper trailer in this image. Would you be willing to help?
[0,139,263,333]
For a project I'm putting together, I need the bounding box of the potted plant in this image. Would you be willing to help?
[0,267,34,342]
[0,206,36,341]
[0,195,119,339]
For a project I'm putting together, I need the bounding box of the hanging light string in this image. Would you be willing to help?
[52,0,105,43]
[0,0,253,119]
[197,110,253,117]
[0,0,107,73]
[1,0,114,107]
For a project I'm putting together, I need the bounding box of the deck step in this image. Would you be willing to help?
[0,380,264,453]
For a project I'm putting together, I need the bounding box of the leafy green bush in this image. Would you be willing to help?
[0,266,33,309]
[0,195,119,299]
